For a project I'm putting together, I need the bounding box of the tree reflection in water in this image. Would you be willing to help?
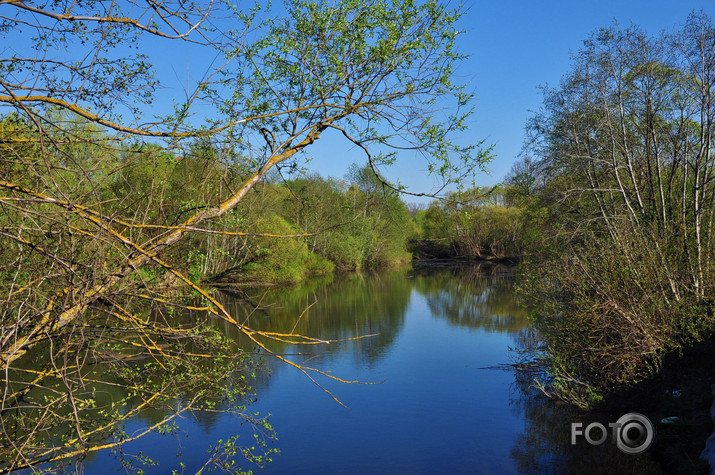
[508,328,665,474]
[162,263,665,474]
[412,262,528,333]
[215,270,412,371]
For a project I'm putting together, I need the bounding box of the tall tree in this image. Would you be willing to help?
[0,0,488,470]
[522,12,715,405]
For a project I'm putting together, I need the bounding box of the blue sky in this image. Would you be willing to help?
[300,0,715,202]
[4,0,714,202]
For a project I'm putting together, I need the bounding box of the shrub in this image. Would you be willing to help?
[240,215,333,284]
[524,231,714,406]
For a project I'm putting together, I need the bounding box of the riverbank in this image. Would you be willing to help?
[585,336,715,474]
[205,256,413,290]
[205,254,520,291]
[407,237,522,263]
[411,256,520,267]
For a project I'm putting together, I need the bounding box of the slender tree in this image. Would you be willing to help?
[522,12,715,405]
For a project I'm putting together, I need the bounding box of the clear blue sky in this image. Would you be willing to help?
[299,0,715,202]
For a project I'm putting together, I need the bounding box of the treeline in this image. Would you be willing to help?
[409,186,538,260]
[192,166,416,284]
[133,159,534,285]
[510,12,715,407]
[2,111,531,297]
[0,113,417,287]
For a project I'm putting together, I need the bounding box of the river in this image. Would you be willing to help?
[85,262,663,474]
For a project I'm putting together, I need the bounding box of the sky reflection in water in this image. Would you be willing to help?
[93,264,662,474]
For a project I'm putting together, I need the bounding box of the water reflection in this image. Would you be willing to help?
[218,263,529,346]
[78,262,664,473]
[411,262,529,333]
[509,373,665,474]
[507,329,665,475]
[216,270,412,367]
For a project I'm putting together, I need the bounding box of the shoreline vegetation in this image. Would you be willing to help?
[127,169,526,290]
[164,186,526,292]
[0,0,493,470]
[507,12,715,473]
[1,0,714,472]
[513,12,715,411]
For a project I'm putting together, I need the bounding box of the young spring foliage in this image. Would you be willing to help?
[0,0,487,470]
[515,12,715,406]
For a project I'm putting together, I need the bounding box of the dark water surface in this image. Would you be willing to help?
[89,263,662,474]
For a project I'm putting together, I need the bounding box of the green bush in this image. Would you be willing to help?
[322,232,365,270]
[240,215,333,284]
[411,189,526,260]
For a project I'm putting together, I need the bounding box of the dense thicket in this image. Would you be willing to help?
[410,186,528,260]
[514,12,715,406]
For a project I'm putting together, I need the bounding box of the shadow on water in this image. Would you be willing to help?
[508,323,666,474]
[509,377,666,474]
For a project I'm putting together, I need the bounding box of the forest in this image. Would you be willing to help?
[1,0,714,472]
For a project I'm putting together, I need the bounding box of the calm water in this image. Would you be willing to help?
[87,263,662,474]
